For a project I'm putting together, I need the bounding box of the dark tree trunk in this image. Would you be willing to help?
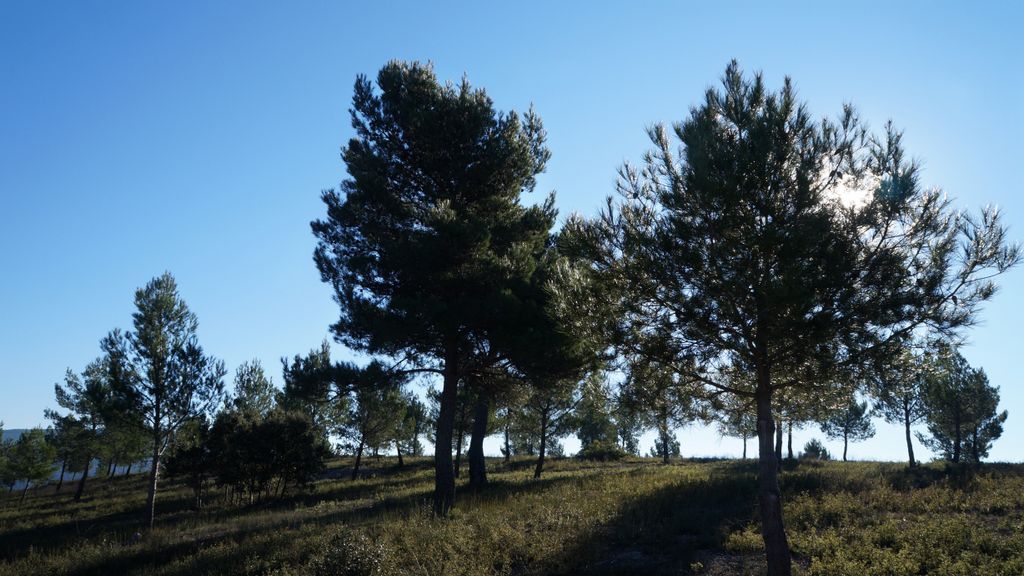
[20,482,30,505]
[742,432,747,460]
[842,431,849,462]
[774,418,783,470]
[971,427,979,463]
[352,437,365,481]
[124,463,132,477]
[454,398,467,479]
[454,432,464,478]
[107,459,115,478]
[534,407,549,480]
[756,382,792,576]
[56,460,66,492]
[786,421,793,460]
[396,441,404,467]
[468,390,490,492]
[659,422,671,464]
[145,440,161,529]
[432,344,459,516]
[74,453,92,502]
[903,402,916,467]
[503,418,511,463]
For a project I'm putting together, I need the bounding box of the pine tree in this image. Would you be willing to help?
[313,61,563,515]
[820,399,875,461]
[46,358,113,501]
[558,62,1020,575]
[919,349,1007,463]
[11,428,56,504]
[279,341,347,438]
[872,347,931,466]
[230,360,277,419]
[103,273,226,528]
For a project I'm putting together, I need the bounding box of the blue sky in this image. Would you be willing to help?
[2,1,1021,461]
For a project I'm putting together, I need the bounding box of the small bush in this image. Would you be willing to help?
[801,439,831,461]
[577,440,626,461]
[308,530,393,576]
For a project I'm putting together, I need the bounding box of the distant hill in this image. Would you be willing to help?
[2,429,26,443]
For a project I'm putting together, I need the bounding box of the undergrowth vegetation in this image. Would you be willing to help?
[1,457,1022,575]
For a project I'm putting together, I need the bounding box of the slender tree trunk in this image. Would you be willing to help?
[74,453,92,502]
[432,344,459,516]
[146,440,161,529]
[352,437,365,481]
[468,390,489,492]
[124,463,131,477]
[454,401,467,479]
[106,459,114,478]
[971,427,979,463]
[756,381,792,576]
[659,421,671,464]
[20,482,30,505]
[56,460,66,492]
[842,432,849,462]
[774,418,783,470]
[786,421,793,460]
[903,403,916,467]
[396,441,404,467]
[534,407,548,480]
[503,417,511,463]
[742,432,747,460]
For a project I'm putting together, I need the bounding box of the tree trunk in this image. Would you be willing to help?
[124,463,132,477]
[74,453,92,502]
[454,400,466,479]
[742,432,747,460]
[903,403,916,467]
[786,421,793,460]
[756,383,792,576]
[534,407,548,480]
[352,437,364,481]
[971,426,979,463]
[503,417,511,463]
[842,431,849,462]
[20,482,30,505]
[396,441,404,467]
[468,390,490,492]
[56,460,66,492]
[145,440,161,529]
[432,344,459,516]
[774,418,783,470]
[659,421,671,464]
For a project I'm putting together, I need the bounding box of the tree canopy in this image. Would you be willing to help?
[557,61,1020,575]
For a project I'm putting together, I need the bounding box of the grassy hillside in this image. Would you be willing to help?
[1,456,1022,575]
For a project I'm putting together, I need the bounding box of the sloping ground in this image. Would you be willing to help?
[1,457,1022,575]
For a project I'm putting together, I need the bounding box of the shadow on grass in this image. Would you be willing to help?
[538,461,761,575]
[55,472,593,576]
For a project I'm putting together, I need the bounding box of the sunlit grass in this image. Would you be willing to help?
[1,456,1022,575]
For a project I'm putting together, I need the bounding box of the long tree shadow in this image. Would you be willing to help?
[545,461,761,575]
[54,471,594,576]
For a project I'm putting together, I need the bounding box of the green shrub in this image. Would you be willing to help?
[801,438,831,461]
[308,530,394,576]
[576,440,627,461]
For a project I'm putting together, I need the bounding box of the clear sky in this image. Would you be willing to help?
[2,1,1021,461]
